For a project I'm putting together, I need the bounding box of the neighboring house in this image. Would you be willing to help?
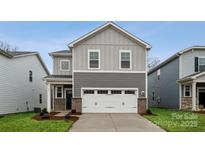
[0,50,49,114]
[148,46,205,111]
[45,22,151,114]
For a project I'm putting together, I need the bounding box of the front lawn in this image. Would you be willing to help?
[0,112,73,132]
[143,108,205,132]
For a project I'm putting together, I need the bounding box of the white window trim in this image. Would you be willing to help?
[184,85,191,97]
[55,85,63,99]
[60,60,70,71]
[88,49,100,69]
[119,50,132,70]
[198,57,205,72]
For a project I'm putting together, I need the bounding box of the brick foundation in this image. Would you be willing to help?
[181,97,192,110]
[72,98,82,113]
[138,97,147,114]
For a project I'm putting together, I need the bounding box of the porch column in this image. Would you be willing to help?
[47,83,51,112]
[192,82,196,111]
[179,83,182,110]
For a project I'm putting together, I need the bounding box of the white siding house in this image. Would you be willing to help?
[0,50,49,114]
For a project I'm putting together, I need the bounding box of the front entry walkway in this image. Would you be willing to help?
[69,114,165,132]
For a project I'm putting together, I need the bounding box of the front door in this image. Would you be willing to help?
[198,89,205,109]
[65,90,72,110]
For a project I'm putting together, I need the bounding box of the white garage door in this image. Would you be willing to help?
[82,88,138,113]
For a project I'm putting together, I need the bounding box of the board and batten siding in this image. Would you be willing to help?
[180,49,205,78]
[0,54,47,114]
[53,56,72,75]
[74,72,146,97]
[73,27,146,71]
[148,57,180,109]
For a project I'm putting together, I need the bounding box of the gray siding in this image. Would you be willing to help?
[74,72,146,97]
[73,27,146,71]
[148,57,180,109]
[53,56,72,75]
[0,54,47,114]
[180,49,205,78]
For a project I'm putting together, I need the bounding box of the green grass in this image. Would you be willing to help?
[0,112,73,132]
[144,108,205,132]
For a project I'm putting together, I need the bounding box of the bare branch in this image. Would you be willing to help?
[0,41,18,52]
[148,57,160,70]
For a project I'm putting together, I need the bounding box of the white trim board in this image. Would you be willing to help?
[73,70,146,73]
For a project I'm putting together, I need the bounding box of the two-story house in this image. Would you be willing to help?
[45,22,151,114]
[148,46,205,111]
[0,50,49,114]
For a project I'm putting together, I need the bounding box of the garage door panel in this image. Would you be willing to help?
[82,89,138,113]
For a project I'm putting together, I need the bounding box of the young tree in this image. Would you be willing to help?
[148,57,160,70]
[0,41,18,52]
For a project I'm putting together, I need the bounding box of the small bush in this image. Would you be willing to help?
[41,108,48,114]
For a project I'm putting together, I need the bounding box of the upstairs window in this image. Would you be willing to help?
[184,85,191,97]
[88,49,100,69]
[29,70,33,82]
[56,86,63,98]
[120,50,132,69]
[198,58,205,72]
[60,60,70,71]
[157,69,160,80]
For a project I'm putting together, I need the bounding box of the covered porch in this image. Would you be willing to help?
[178,72,205,111]
[44,75,72,112]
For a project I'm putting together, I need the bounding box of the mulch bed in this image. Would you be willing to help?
[32,112,79,122]
[70,112,81,115]
[140,110,157,116]
[194,111,205,114]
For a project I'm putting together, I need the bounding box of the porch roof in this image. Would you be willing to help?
[44,75,72,79]
[44,75,72,83]
[178,71,205,83]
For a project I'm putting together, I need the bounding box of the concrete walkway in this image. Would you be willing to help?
[69,113,165,132]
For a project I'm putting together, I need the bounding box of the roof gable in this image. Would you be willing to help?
[148,46,205,75]
[68,22,151,49]
[0,50,49,75]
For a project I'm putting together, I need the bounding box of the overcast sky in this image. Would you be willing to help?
[1,21,205,73]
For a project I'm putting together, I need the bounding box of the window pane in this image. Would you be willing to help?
[61,61,69,70]
[90,52,98,60]
[84,90,95,94]
[29,71,32,82]
[121,52,130,61]
[185,91,190,96]
[199,58,205,65]
[111,90,121,94]
[125,90,135,94]
[39,94,42,104]
[97,90,108,94]
[90,60,99,68]
[185,86,190,96]
[121,61,130,68]
[57,87,62,97]
[199,65,205,72]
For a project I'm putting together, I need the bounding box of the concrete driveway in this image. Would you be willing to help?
[69,113,165,132]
